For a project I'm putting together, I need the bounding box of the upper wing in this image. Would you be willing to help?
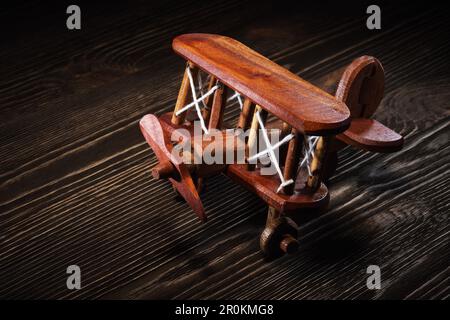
[173,33,350,135]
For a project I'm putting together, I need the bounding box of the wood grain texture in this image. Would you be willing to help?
[335,55,385,119]
[0,0,448,300]
[333,55,404,152]
[226,164,330,212]
[338,118,404,152]
[173,33,351,135]
[140,114,206,222]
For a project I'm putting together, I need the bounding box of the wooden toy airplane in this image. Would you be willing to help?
[140,34,403,259]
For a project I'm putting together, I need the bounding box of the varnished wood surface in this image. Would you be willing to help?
[0,1,449,299]
[337,118,404,152]
[335,55,385,119]
[226,164,330,212]
[173,33,351,135]
[140,114,206,222]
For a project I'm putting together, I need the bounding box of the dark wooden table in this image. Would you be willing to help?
[1,0,448,299]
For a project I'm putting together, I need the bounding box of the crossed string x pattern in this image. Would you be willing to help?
[176,67,319,192]
[247,110,295,193]
[300,136,320,177]
[247,111,319,193]
[175,67,219,134]
[175,67,244,134]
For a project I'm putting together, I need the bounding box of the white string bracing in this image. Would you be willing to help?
[247,111,320,193]
[298,136,319,176]
[175,68,320,191]
[196,72,211,109]
[227,92,244,109]
[198,72,244,110]
[175,67,219,134]
[247,110,295,193]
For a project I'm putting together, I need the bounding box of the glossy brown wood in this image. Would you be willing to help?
[197,76,220,195]
[151,161,175,180]
[171,62,197,125]
[336,55,384,118]
[279,234,299,254]
[334,55,403,152]
[246,105,267,171]
[282,128,302,195]
[306,136,331,191]
[140,114,206,222]
[237,98,255,130]
[159,112,239,177]
[173,33,351,135]
[227,164,329,212]
[160,111,328,211]
[208,82,228,130]
[201,75,217,123]
[260,207,299,258]
[338,118,404,152]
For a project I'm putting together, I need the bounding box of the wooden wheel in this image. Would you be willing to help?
[260,207,299,259]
